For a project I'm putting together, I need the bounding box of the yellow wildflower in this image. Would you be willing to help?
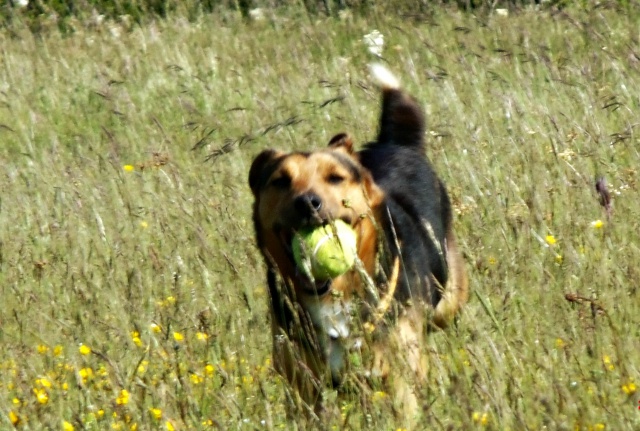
[196,332,208,341]
[123,165,135,172]
[204,364,215,376]
[190,373,203,385]
[9,410,20,426]
[139,221,148,229]
[12,397,21,406]
[131,331,142,347]
[150,323,161,333]
[79,367,94,383]
[622,380,637,395]
[149,408,162,420]
[166,421,175,431]
[472,411,489,426]
[33,387,49,404]
[594,424,605,431]
[116,389,130,405]
[555,254,563,264]
[37,344,50,354]
[545,235,557,246]
[79,344,92,355]
[602,355,614,371]
[173,332,184,342]
[36,377,52,388]
[555,338,565,348]
[591,220,604,229]
[54,345,64,356]
[372,391,387,402]
[63,420,75,431]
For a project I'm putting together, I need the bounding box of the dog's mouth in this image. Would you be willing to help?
[277,217,354,296]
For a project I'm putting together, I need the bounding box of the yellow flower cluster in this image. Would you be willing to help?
[472,411,489,426]
[116,389,130,405]
[5,329,270,430]
[156,296,177,307]
[79,367,94,384]
[33,387,49,404]
[131,331,143,347]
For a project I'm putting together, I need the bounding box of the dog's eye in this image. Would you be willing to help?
[270,175,291,189]
[327,174,345,185]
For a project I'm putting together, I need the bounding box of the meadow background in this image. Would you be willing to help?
[1,1,639,429]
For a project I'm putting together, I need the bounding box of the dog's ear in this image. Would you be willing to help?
[249,149,282,195]
[361,170,384,208]
[328,133,354,154]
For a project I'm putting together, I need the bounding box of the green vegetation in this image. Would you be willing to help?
[1,3,639,430]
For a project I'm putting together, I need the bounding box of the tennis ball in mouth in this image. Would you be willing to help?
[292,220,357,281]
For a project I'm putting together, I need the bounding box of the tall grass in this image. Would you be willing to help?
[1,4,639,430]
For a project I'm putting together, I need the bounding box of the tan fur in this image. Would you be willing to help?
[433,232,469,329]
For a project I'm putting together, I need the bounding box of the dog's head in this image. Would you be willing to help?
[249,134,384,297]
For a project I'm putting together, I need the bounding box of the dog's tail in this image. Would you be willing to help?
[369,64,426,149]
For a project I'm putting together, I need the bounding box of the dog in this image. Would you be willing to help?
[248,64,468,420]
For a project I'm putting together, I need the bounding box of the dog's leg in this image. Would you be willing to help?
[433,232,469,328]
[369,305,428,426]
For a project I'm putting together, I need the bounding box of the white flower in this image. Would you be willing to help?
[363,30,384,57]
[109,24,121,39]
[15,0,29,8]
[249,8,265,21]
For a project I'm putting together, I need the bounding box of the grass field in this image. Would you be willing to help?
[1,3,639,430]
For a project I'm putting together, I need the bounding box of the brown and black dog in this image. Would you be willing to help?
[248,65,468,419]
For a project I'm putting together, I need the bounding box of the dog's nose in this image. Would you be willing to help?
[294,193,323,218]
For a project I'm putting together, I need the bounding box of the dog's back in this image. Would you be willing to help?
[359,65,455,310]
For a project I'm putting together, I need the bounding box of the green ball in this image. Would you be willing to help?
[292,220,357,280]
